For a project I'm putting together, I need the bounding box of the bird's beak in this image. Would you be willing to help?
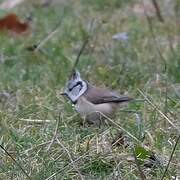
[60,92,66,96]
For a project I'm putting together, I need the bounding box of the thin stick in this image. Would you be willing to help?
[45,153,88,180]
[132,146,146,180]
[22,141,51,155]
[151,0,164,22]
[142,2,167,66]
[69,19,97,78]
[142,0,168,116]
[97,111,141,143]
[160,134,180,180]
[19,118,51,123]
[46,114,60,151]
[69,37,89,78]
[143,7,167,71]
[0,144,31,180]
[30,9,64,52]
[56,137,84,180]
[138,89,179,132]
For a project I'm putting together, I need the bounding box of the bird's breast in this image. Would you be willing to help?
[75,96,116,118]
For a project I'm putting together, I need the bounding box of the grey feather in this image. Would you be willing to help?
[83,83,132,104]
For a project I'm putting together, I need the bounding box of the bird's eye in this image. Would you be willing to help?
[69,81,82,92]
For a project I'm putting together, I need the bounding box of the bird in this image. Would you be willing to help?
[62,70,133,125]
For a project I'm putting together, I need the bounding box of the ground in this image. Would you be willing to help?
[0,0,179,179]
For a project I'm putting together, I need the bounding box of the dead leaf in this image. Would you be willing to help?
[0,13,29,34]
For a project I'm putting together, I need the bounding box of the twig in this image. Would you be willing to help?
[143,6,167,67]
[45,153,88,180]
[27,9,64,52]
[0,144,31,180]
[97,111,141,143]
[19,118,51,123]
[151,0,164,22]
[56,137,84,180]
[69,37,89,78]
[160,134,180,180]
[132,146,146,180]
[22,141,51,155]
[138,89,179,133]
[46,114,61,151]
[69,19,97,78]
[142,0,168,116]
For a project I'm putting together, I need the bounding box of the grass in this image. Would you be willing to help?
[0,0,180,179]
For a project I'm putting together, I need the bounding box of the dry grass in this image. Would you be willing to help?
[0,0,179,179]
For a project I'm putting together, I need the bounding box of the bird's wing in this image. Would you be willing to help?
[91,96,133,104]
[83,83,132,104]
